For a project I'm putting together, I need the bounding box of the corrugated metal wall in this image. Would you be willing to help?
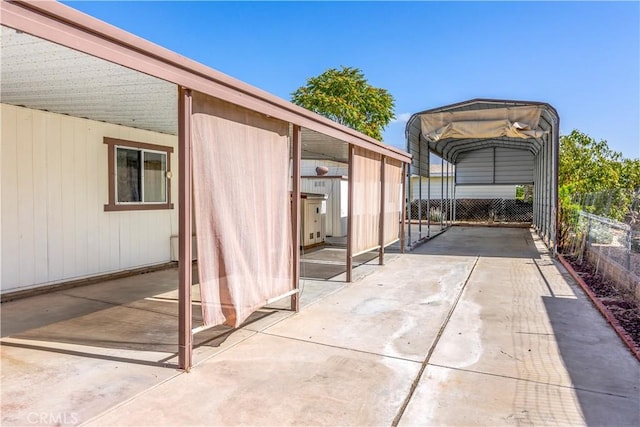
[456,147,534,185]
[456,148,494,184]
[495,148,534,184]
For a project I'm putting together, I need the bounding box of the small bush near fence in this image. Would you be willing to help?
[409,198,533,223]
[561,189,640,302]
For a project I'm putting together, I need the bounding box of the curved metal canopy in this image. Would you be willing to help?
[405,98,560,252]
[406,99,559,166]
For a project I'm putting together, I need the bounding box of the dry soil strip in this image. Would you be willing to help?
[558,255,640,362]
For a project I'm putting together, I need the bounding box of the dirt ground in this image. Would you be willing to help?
[565,255,640,347]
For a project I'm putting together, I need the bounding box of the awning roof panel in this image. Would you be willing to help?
[1,26,178,134]
[1,1,410,163]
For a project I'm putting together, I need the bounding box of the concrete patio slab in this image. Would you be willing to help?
[399,229,640,426]
[2,226,639,426]
[86,334,421,427]
[266,254,474,362]
[428,256,640,395]
[400,364,588,426]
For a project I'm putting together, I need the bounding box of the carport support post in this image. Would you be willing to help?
[446,161,450,226]
[453,167,457,223]
[178,87,193,371]
[291,125,301,311]
[418,135,423,235]
[378,156,386,265]
[400,162,406,253]
[346,145,354,282]
[427,150,431,237]
[440,157,444,229]
[406,162,412,247]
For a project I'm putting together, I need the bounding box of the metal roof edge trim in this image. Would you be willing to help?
[1,0,411,163]
[412,98,559,119]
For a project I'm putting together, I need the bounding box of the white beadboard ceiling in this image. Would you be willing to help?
[300,127,348,162]
[1,25,349,162]
[1,25,178,134]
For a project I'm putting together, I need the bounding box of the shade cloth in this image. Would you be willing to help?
[383,158,403,245]
[420,106,546,141]
[351,147,382,255]
[191,92,293,328]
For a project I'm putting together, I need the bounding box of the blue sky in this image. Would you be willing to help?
[64,1,639,159]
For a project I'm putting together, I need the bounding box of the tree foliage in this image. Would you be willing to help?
[558,130,640,248]
[291,66,395,141]
[559,130,624,192]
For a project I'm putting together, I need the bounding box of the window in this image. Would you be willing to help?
[104,137,174,211]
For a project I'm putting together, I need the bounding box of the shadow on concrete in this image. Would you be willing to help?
[0,263,282,366]
[300,247,379,281]
[0,266,199,338]
[0,307,278,368]
[410,226,543,259]
[542,295,640,426]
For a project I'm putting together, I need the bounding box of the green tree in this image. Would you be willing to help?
[558,130,640,249]
[559,130,623,193]
[291,66,395,141]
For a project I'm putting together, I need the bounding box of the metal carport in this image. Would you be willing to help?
[406,99,559,251]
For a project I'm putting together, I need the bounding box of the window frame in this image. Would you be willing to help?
[104,137,174,211]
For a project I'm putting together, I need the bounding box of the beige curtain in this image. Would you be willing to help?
[384,158,403,246]
[191,92,293,328]
[351,147,381,255]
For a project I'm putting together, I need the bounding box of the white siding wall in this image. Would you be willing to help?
[410,176,453,200]
[300,177,347,236]
[301,159,348,177]
[410,176,516,200]
[1,104,178,293]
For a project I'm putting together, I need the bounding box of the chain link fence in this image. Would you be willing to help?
[409,199,532,223]
[562,189,640,300]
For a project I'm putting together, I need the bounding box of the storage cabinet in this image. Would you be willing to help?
[301,193,327,247]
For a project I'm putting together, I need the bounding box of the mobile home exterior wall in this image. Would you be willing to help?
[1,104,178,294]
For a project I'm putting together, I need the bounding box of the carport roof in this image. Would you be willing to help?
[0,1,409,164]
[406,99,559,164]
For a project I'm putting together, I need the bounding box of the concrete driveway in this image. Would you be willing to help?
[1,227,638,426]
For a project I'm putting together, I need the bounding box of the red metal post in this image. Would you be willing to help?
[291,125,301,311]
[346,145,354,282]
[178,87,193,371]
[379,156,386,265]
[400,162,407,254]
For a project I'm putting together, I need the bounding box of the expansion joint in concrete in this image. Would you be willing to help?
[391,256,480,427]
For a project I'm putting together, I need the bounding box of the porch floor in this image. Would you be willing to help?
[1,227,638,426]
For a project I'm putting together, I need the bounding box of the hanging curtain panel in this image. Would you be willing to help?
[352,147,382,255]
[384,158,403,246]
[191,92,293,328]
